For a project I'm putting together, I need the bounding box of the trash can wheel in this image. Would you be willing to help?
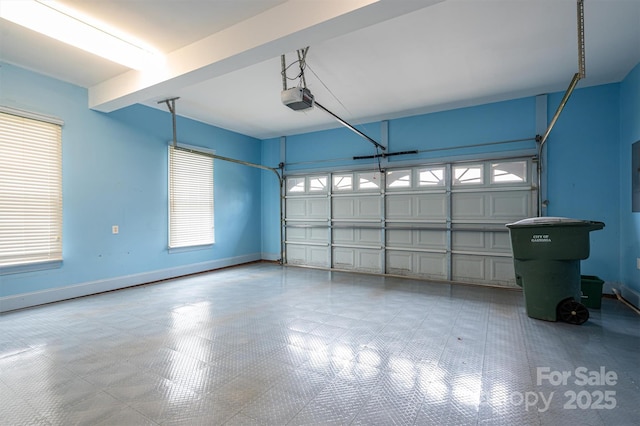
[557,298,589,325]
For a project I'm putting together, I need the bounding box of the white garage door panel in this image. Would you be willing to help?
[286,198,328,219]
[490,231,512,252]
[333,198,355,217]
[452,254,485,282]
[359,250,383,273]
[287,226,327,243]
[286,245,307,265]
[333,247,383,273]
[386,195,412,218]
[452,193,486,220]
[416,252,448,279]
[286,227,306,240]
[358,197,381,219]
[286,199,308,218]
[416,194,448,219]
[491,257,516,284]
[452,231,485,251]
[387,251,447,279]
[386,229,412,246]
[286,244,329,267]
[452,231,512,254]
[417,229,447,248]
[333,228,381,245]
[309,247,330,266]
[453,191,530,222]
[285,227,308,241]
[310,227,328,242]
[386,251,412,274]
[489,191,530,219]
[333,248,354,268]
[333,197,380,219]
[308,198,329,217]
[387,229,447,250]
[386,194,447,220]
[452,254,514,286]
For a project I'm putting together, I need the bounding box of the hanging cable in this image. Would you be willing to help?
[306,62,380,147]
[297,47,309,88]
[375,145,382,173]
[281,47,309,87]
[306,63,351,116]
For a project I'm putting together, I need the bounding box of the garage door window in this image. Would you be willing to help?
[309,176,328,192]
[453,164,483,185]
[287,177,305,193]
[491,161,527,183]
[333,174,353,191]
[419,166,445,187]
[387,170,411,188]
[357,172,381,190]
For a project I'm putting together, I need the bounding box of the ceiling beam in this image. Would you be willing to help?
[88,0,443,112]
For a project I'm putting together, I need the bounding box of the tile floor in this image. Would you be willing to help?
[1,262,638,425]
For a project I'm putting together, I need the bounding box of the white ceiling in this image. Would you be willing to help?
[1,0,639,140]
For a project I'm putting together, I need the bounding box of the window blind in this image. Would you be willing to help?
[169,146,214,248]
[0,111,63,268]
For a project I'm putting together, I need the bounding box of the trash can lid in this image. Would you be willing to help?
[506,217,605,228]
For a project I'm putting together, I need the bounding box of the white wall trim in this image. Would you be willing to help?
[619,284,640,311]
[0,253,262,313]
[261,252,281,262]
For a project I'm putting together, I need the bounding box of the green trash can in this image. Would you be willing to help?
[506,217,604,324]
[581,275,604,309]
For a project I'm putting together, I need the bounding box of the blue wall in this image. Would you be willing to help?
[0,62,263,306]
[285,124,385,171]
[620,62,640,294]
[545,83,621,280]
[388,97,536,161]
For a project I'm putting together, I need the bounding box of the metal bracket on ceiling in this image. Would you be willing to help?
[352,150,418,161]
[158,97,180,147]
[539,0,586,148]
[577,0,586,79]
[537,0,587,216]
[281,47,309,91]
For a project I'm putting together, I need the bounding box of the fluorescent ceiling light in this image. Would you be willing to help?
[0,0,164,70]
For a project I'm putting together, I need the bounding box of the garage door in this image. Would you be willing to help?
[284,158,535,287]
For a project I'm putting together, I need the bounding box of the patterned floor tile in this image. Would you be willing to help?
[0,263,637,426]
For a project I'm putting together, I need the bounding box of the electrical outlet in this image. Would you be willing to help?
[637,258,640,270]
[112,225,119,234]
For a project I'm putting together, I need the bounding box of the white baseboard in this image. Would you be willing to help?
[619,284,640,310]
[0,253,261,313]
[261,252,281,262]
[602,281,616,295]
